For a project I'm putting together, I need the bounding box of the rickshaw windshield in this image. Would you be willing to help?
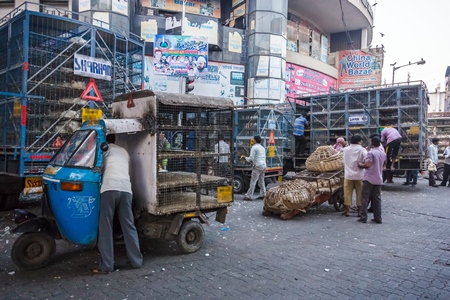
[50,130,97,168]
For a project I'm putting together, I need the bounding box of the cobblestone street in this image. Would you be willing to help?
[1,176,450,300]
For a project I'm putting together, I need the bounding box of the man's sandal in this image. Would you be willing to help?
[91,267,111,274]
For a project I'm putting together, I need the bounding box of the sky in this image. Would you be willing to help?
[370,0,450,91]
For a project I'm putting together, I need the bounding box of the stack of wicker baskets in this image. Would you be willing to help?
[305,145,344,172]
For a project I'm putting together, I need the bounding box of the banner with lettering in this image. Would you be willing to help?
[153,35,208,77]
[337,50,382,89]
[285,63,337,96]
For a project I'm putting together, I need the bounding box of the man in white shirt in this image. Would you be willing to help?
[428,138,440,187]
[215,134,230,177]
[342,135,367,217]
[94,134,143,274]
[243,135,266,201]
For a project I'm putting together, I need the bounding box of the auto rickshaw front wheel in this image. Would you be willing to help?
[176,220,204,254]
[11,232,56,270]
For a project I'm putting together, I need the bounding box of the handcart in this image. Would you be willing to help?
[263,169,344,220]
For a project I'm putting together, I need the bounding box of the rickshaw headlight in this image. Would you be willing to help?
[60,182,83,191]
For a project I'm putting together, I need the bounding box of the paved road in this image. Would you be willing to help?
[1,176,450,300]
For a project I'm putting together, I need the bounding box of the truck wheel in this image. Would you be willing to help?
[233,174,248,194]
[332,189,345,212]
[0,194,19,211]
[436,167,443,181]
[176,220,204,254]
[11,232,56,270]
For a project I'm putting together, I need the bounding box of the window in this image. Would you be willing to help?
[51,130,97,168]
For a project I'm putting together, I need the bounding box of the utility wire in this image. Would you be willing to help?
[338,0,355,50]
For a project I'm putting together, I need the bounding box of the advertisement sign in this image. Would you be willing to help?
[183,17,218,45]
[233,4,245,18]
[74,54,112,81]
[153,35,208,77]
[142,0,221,18]
[285,63,337,96]
[232,0,244,7]
[92,12,109,29]
[256,56,269,76]
[142,56,245,105]
[228,31,242,53]
[337,50,382,89]
[112,0,128,15]
[79,0,90,12]
[320,35,328,63]
[141,19,158,42]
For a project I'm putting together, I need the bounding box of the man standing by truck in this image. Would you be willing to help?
[380,127,402,172]
[428,137,440,187]
[243,136,267,201]
[293,113,309,156]
[357,136,387,224]
[342,135,367,217]
[93,134,143,274]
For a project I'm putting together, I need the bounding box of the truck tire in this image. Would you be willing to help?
[11,232,56,270]
[0,194,20,211]
[233,174,248,194]
[436,167,443,181]
[176,220,204,254]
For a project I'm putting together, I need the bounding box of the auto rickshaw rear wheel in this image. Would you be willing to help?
[176,220,204,254]
[11,232,56,270]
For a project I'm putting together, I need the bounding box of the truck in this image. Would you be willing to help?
[293,81,429,174]
[11,90,234,270]
[0,3,145,210]
[233,105,292,194]
[427,111,450,181]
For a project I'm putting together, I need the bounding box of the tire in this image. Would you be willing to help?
[233,174,248,194]
[332,189,345,212]
[11,232,56,270]
[176,220,204,254]
[0,194,20,211]
[264,177,277,186]
[436,167,443,182]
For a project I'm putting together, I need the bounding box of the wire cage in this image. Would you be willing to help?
[0,3,144,175]
[306,83,428,169]
[155,95,234,214]
[234,107,287,171]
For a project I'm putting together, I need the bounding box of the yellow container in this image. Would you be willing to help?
[268,145,275,157]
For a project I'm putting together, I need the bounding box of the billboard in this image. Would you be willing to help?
[153,35,208,77]
[142,0,221,18]
[142,56,245,105]
[337,50,382,89]
[285,63,337,96]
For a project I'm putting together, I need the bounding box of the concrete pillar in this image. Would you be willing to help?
[246,0,288,105]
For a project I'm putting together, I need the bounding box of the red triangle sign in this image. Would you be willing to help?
[80,78,103,102]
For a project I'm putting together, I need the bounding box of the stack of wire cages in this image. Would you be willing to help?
[155,97,234,214]
[305,83,428,169]
[0,3,144,176]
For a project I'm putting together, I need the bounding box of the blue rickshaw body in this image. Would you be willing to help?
[42,125,105,246]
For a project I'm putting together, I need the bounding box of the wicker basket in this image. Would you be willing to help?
[264,179,317,211]
[306,146,344,172]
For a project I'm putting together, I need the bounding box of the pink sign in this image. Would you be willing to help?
[285,63,337,97]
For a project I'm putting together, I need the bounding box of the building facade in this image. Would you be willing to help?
[0,0,379,105]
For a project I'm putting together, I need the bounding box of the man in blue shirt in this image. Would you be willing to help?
[293,114,309,156]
